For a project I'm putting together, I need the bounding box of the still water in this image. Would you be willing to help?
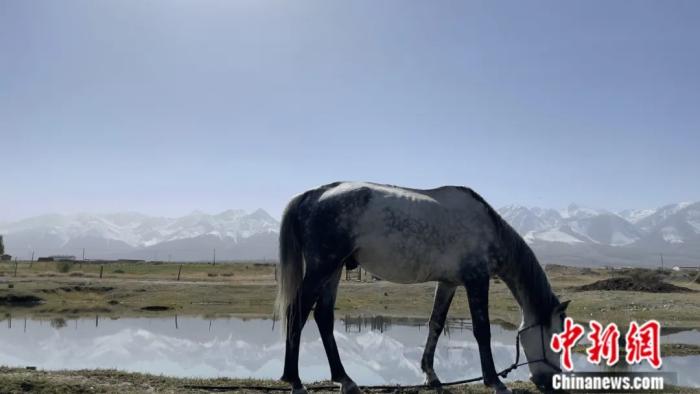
[0,316,697,387]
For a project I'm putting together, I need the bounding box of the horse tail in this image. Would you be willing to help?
[275,192,307,335]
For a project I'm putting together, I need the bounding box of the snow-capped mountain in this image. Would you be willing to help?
[497,205,561,234]
[0,209,279,261]
[2,201,699,267]
[499,203,642,247]
[497,201,700,266]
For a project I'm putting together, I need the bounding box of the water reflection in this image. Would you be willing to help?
[660,328,700,345]
[341,316,474,335]
[0,315,697,387]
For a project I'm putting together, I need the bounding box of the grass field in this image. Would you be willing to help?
[1,260,699,328]
[1,261,699,393]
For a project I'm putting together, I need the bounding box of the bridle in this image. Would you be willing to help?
[513,322,563,375]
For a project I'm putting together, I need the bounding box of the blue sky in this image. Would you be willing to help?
[1,1,699,221]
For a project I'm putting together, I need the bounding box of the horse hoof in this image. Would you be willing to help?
[493,386,512,394]
[423,370,442,388]
[341,380,362,394]
[291,386,309,394]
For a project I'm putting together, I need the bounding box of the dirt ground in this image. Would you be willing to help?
[1,367,698,394]
[574,268,696,293]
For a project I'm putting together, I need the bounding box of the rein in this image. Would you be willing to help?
[392,321,562,389]
[182,322,561,392]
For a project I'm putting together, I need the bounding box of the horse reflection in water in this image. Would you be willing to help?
[276,182,569,394]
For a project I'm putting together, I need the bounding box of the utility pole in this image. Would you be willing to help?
[213,248,216,265]
[31,251,34,262]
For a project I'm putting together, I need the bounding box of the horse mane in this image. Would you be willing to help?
[462,187,559,324]
[506,232,560,324]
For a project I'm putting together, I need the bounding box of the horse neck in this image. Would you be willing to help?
[499,235,558,327]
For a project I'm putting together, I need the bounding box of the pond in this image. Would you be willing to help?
[0,316,697,387]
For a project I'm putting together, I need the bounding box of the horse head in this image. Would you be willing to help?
[520,299,570,390]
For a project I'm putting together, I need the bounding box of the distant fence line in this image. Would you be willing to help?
[0,259,380,283]
[6,258,279,265]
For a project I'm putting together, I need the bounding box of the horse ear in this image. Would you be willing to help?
[553,300,571,314]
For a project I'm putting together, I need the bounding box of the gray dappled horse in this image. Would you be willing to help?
[276,182,568,394]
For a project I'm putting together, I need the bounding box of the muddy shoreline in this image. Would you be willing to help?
[1,367,699,394]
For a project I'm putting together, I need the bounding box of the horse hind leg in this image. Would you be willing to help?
[314,266,361,394]
[281,274,324,393]
[421,282,456,387]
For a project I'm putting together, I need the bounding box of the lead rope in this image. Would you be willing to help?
[183,324,555,392]
[359,324,559,390]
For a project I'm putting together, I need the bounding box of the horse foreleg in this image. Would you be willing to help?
[466,280,511,394]
[421,281,456,387]
[314,267,360,394]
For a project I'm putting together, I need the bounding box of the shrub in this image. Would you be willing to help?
[113,269,125,274]
[56,261,73,273]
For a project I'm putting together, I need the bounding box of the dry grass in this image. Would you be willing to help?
[1,262,699,329]
[0,367,698,393]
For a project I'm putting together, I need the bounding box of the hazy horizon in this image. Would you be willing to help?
[3,1,699,222]
[1,197,696,225]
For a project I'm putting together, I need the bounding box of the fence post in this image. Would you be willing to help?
[358,267,362,282]
[177,264,182,281]
[274,265,277,282]
[99,265,104,279]
[14,259,18,277]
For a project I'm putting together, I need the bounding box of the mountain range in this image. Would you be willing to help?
[498,202,700,266]
[0,209,280,261]
[1,201,699,266]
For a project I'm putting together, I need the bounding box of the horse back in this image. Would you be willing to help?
[307,182,503,283]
